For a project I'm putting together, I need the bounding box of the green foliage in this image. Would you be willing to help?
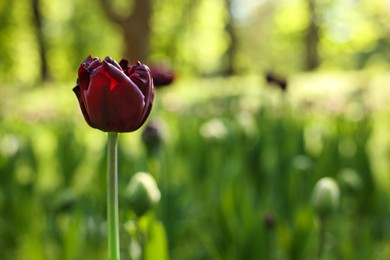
[1,73,390,259]
[1,0,390,83]
[1,0,390,258]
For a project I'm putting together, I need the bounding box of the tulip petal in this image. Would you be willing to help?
[109,80,146,131]
[73,85,93,127]
[130,63,152,97]
[119,59,129,71]
[104,56,122,71]
[88,58,102,71]
[129,63,154,129]
[78,65,91,92]
[82,55,93,66]
[100,60,127,90]
[85,65,146,132]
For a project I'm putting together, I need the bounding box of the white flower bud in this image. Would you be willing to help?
[312,177,340,217]
[125,172,161,217]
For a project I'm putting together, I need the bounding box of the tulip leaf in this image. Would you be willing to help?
[143,218,169,260]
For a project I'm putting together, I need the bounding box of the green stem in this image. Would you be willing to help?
[107,132,120,260]
[317,216,326,259]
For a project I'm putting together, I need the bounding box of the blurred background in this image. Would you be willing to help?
[1,0,390,259]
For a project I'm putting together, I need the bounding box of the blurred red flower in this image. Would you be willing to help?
[150,63,175,87]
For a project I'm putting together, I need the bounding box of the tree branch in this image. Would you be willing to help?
[32,0,49,81]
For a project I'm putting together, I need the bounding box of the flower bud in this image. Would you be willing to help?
[312,177,340,217]
[263,212,276,230]
[125,172,160,217]
[141,120,163,156]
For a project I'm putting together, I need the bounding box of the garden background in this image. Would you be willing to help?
[1,0,390,259]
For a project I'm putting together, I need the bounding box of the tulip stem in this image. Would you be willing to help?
[317,216,326,259]
[107,132,120,260]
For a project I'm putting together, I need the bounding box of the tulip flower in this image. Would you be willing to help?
[73,56,154,260]
[265,72,288,91]
[73,56,154,132]
[149,63,175,87]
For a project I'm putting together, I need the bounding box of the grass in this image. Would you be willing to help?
[1,72,390,259]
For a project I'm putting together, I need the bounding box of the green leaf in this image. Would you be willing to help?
[144,219,169,260]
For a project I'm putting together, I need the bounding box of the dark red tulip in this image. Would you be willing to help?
[149,63,175,87]
[73,56,154,132]
[265,72,288,91]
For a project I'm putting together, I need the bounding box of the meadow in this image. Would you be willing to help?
[1,72,390,259]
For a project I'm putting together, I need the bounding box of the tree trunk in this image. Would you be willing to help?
[32,0,49,81]
[223,0,237,76]
[99,0,152,63]
[305,0,320,70]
